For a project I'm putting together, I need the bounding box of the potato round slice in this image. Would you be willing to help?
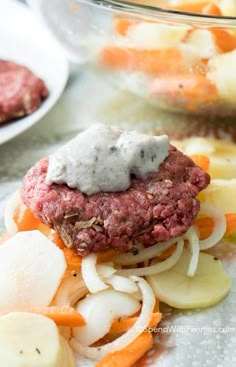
[173,137,236,179]
[208,50,236,104]
[199,179,236,213]
[126,22,189,49]
[147,248,231,309]
[0,312,63,367]
[0,230,66,312]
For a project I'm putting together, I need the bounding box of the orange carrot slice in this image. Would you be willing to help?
[210,29,236,53]
[100,47,187,74]
[190,154,210,172]
[16,306,86,327]
[194,213,236,239]
[95,332,153,367]
[110,312,162,334]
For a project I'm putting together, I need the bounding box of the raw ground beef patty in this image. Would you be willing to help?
[21,145,210,256]
[0,60,48,124]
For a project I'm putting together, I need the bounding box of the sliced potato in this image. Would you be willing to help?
[218,0,236,16]
[147,248,231,309]
[207,50,236,104]
[0,312,63,367]
[0,230,66,312]
[199,179,236,213]
[173,137,236,179]
[185,29,219,59]
[126,22,190,49]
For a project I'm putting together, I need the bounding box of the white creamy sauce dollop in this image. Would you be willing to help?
[46,124,169,195]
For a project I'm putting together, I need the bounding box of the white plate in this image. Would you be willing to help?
[0,0,69,145]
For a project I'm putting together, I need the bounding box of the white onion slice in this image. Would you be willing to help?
[198,203,226,250]
[4,191,23,235]
[97,263,116,279]
[114,237,179,265]
[60,336,77,367]
[53,273,88,307]
[106,275,139,293]
[73,290,140,346]
[82,254,109,293]
[116,238,184,276]
[185,227,200,277]
[70,276,155,360]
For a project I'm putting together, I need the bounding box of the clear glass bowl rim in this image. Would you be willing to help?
[75,0,236,26]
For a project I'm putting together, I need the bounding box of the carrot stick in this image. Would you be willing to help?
[100,47,187,74]
[95,332,153,367]
[210,29,236,53]
[15,306,86,327]
[150,74,218,111]
[189,154,210,172]
[1,306,86,327]
[110,312,162,334]
[194,213,236,239]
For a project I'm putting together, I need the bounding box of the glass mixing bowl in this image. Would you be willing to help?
[39,0,236,117]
